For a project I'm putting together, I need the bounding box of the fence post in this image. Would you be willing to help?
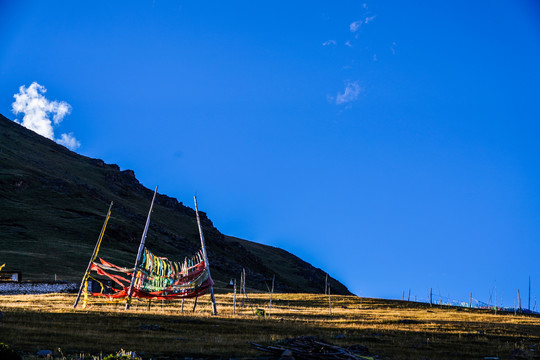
[233,279,237,315]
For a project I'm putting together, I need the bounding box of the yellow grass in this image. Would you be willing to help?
[0,292,539,359]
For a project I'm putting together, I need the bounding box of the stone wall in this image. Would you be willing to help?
[0,282,77,295]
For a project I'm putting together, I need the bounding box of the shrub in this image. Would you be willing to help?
[103,349,140,360]
[0,343,21,360]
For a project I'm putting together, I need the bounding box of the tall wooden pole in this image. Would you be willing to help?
[529,276,531,311]
[125,187,158,310]
[233,279,237,315]
[328,284,333,319]
[241,268,246,308]
[495,281,497,314]
[269,274,275,318]
[243,268,246,294]
[74,201,113,308]
[325,273,328,295]
[194,195,217,315]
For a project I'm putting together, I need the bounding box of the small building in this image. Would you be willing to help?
[0,271,22,282]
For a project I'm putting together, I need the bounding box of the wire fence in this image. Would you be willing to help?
[398,290,539,315]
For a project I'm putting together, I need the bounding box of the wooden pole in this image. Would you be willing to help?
[192,297,198,312]
[269,274,275,318]
[147,299,151,311]
[495,282,497,314]
[430,288,433,306]
[181,299,184,313]
[233,279,237,315]
[239,270,243,307]
[194,195,217,315]
[325,273,328,295]
[408,289,411,302]
[328,285,333,319]
[125,187,158,310]
[241,268,246,309]
[529,276,531,311]
[74,201,113,308]
[243,268,246,294]
[470,292,472,308]
[518,289,521,310]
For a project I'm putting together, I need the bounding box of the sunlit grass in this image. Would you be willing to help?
[0,292,538,359]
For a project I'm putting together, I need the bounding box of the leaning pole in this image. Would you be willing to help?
[73,201,113,308]
[194,195,218,315]
[125,186,158,310]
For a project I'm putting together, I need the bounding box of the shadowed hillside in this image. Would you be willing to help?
[0,113,351,295]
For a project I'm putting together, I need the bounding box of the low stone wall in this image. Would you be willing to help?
[0,282,78,295]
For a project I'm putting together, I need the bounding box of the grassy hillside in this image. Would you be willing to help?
[0,113,350,294]
[0,293,538,359]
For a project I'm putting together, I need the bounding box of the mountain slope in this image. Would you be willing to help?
[0,114,351,294]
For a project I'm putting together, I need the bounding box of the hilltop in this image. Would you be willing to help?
[0,113,350,294]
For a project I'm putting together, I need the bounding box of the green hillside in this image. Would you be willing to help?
[0,113,351,294]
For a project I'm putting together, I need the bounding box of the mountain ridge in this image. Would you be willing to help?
[0,113,351,295]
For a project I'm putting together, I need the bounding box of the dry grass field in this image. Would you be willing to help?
[0,291,539,359]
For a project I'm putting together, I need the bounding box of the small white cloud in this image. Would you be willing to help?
[336,81,362,105]
[53,102,71,124]
[57,133,81,150]
[12,82,80,150]
[373,54,378,61]
[322,40,337,46]
[391,41,397,55]
[326,94,336,104]
[345,40,353,48]
[362,3,368,9]
[365,15,376,24]
[350,15,376,33]
[350,20,362,32]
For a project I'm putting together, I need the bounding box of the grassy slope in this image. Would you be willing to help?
[0,114,350,294]
[0,293,538,359]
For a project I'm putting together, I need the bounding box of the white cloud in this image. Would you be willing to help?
[391,41,397,55]
[57,133,81,150]
[322,40,337,46]
[345,40,353,48]
[350,21,362,32]
[12,82,80,150]
[350,14,376,33]
[364,15,376,24]
[336,81,362,105]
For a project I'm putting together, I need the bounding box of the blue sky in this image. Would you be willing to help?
[1,0,539,307]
